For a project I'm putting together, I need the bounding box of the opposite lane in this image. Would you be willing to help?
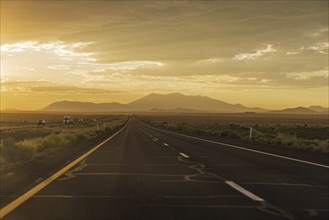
[2,118,327,219]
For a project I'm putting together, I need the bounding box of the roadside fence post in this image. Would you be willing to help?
[249,127,253,142]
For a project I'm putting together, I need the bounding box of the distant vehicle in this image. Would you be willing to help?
[37,120,46,126]
[92,118,97,122]
[244,112,256,115]
[63,116,73,124]
[78,118,84,122]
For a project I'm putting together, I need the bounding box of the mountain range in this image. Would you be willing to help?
[39,93,328,114]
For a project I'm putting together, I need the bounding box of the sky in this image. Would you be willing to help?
[0,0,328,110]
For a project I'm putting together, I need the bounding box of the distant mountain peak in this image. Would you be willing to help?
[39,92,326,114]
[270,106,316,114]
[308,105,328,113]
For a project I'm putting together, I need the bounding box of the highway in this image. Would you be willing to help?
[1,118,328,219]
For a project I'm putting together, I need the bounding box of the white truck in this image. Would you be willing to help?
[63,116,73,124]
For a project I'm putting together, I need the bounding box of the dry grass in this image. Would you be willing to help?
[139,113,329,153]
[0,113,128,165]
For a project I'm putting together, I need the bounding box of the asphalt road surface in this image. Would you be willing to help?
[1,118,328,220]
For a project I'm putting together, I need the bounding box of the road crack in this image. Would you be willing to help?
[58,160,88,181]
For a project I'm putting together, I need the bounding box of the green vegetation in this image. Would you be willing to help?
[0,113,128,165]
[140,114,329,153]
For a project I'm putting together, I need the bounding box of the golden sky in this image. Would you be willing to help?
[1,0,328,110]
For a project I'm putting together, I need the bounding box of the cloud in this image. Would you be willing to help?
[0,80,123,94]
[233,44,276,61]
[86,61,164,75]
[197,58,225,64]
[309,28,328,38]
[47,65,71,70]
[286,51,301,55]
[306,42,329,54]
[29,86,121,94]
[1,41,165,81]
[286,42,328,55]
[0,41,94,59]
[1,1,328,109]
[285,70,328,80]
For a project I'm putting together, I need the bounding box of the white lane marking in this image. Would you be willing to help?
[165,195,242,198]
[32,195,158,199]
[142,204,254,208]
[197,163,205,168]
[303,209,329,212]
[144,123,329,169]
[86,163,183,166]
[3,172,14,176]
[0,123,128,219]
[34,178,43,183]
[212,164,251,167]
[0,194,242,199]
[90,150,116,153]
[153,138,158,141]
[75,173,185,177]
[225,181,264,202]
[243,182,326,187]
[163,143,169,146]
[179,153,190,158]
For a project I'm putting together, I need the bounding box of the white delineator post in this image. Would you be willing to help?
[249,127,253,142]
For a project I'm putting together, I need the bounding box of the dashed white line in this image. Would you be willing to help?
[165,195,242,198]
[142,204,254,208]
[242,182,324,187]
[225,181,264,202]
[75,173,185,177]
[197,163,205,168]
[163,143,169,146]
[179,153,190,158]
[143,123,329,169]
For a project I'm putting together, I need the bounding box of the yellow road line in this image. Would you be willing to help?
[0,123,128,219]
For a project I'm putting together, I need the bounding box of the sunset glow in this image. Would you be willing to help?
[1,0,328,110]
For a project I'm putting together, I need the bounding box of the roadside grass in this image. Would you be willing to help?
[0,131,95,164]
[140,115,329,154]
[0,114,128,165]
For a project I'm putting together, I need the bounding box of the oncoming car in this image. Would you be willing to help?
[37,120,46,126]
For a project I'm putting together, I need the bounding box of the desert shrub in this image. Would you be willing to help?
[0,131,99,164]
[38,134,68,151]
[220,130,231,137]
[145,119,328,154]
[218,129,240,139]
[0,138,34,163]
[62,133,78,144]
[228,131,240,138]
[75,132,90,141]
[0,115,128,165]
[312,141,329,153]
